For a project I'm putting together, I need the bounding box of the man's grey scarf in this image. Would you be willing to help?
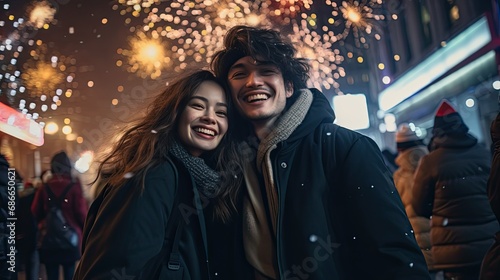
[169,141,220,198]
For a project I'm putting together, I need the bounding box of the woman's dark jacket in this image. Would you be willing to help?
[479,112,500,279]
[73,157,211,280]
[238,89,430,279]
[412,132,499,270]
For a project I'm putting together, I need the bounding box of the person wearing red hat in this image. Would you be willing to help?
[479,111,500,280]
[412,100,499,280]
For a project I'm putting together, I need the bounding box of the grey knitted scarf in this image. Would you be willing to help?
[169,141,220,198]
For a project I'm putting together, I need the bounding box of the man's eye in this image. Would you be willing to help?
[262,69,277,75]
[230,72,245,79]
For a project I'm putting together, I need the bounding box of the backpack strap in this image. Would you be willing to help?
[153,157,186,276]
[45,182,75,208]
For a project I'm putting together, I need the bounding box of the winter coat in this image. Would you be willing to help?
[479,112,500,280]
[31,174,88,263]
[238,89,430,279]
[73,157,212,280]
[394,146,434,270]
[412,133,498,270]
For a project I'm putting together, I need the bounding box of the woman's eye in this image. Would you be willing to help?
[216,111,227,117]
[191,103,204,109]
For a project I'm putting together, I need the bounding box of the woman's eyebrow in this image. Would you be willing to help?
[191,96,227,107]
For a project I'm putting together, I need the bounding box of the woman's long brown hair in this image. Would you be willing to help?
[95,70,242,222]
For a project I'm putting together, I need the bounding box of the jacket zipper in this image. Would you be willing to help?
[273,154,284,278]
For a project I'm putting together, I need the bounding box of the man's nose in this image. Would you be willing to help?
[245,72,264,87]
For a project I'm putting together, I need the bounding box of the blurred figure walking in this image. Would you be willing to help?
[31,151,87,280]
[16,172,40,280]
[393,124,436,277]
[412,100,499,280]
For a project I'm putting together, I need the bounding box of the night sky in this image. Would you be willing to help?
[1,0,376,153]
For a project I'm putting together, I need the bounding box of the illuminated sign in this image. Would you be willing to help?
[378,16,491,111]
[0,102,44,146]
[333,94,370,130]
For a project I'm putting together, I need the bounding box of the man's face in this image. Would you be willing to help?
[227,56,293,126]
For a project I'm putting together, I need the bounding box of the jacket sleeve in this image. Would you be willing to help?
[412,156,435,217]
[337,135,430,279]
[73,163,177,280]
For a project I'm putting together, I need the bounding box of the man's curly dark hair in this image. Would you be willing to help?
[210,25,311,93]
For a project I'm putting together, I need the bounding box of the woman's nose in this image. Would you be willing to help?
[200,111,216,124]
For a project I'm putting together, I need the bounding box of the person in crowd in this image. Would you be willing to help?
[382,148,398,173]
[16,172,40,280]
[412,100,499,280]
[31,151,88,280]
[73,70,243,279]
[210,25,430,280]
[393,123,435,277]
[0,153,16,280]
[479,111,500,280]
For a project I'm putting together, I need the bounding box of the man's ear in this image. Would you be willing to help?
[285,82,293,98]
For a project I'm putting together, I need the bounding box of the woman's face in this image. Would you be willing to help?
[177,81,229,157]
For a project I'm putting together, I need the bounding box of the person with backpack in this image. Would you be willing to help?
[31,151,88,280]
[73,70,243,279]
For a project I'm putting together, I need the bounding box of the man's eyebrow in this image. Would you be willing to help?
[228,62,246,71]
[190,96,227,107]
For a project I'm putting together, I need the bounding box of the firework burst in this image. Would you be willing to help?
[115,0,384,91]
[26,0,56,29]
[289,20,345,92]
[327,0,385,48]
[19,43,78,116]
[120,0,270,76]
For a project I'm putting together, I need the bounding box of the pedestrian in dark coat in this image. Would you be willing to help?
[412,100,499,280]
[31,151,88,280]
[73,70,243,280]
[479,111,500,280]
[211,25,430,280]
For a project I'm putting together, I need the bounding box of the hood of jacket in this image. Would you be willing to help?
[285,88,335,144]
[429,132,477,151]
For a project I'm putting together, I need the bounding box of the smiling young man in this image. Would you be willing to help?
[211,26,431,280]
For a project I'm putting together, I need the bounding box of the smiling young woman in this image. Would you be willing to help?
[73,70,243,280]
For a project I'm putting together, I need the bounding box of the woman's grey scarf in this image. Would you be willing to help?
[169,141,220,198]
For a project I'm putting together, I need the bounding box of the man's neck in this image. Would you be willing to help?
[252,117,279,141]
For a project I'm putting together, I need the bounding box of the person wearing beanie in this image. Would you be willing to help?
[412,100,499,280]
[31,150,88,280]
[479,111,500,280]
[393,124,435,277]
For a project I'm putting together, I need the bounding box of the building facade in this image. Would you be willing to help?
[372,0,499,151]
